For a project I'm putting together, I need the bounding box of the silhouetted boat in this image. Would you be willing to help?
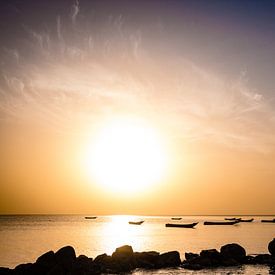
[85,216,97,219]
[204,220,239,225]
[171,217,182,220]
[239,218,254,222]
[129,221,144,225]
[224,217,240,221]
[165,222,198,228]
[261,219,275,223]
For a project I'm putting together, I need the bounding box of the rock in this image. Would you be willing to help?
[200,249,221,266]
[112,245,134,256]
[268,238,275,255]
[182,249,221,269]
[243,255,255,264]
[0,267,13,275]
[70,255,94,275]
[55,245,76,271]
[254,254,274,265]
[157,251,181,268]
[184,254,212,268]
[220,257,239,266]
[14,263,33,275]
[93,253,116,273]
[220,243,246,263]
[185,252,199,261]
[134,251,160,269]
[14,263,44,275]
[47,264,65,275]
[36,250,56,274]
[112,245,136,272]
[182,262,203,270]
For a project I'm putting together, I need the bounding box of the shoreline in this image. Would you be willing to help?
[1,239,275,274]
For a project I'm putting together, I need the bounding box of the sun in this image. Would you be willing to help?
[84,117,168,194]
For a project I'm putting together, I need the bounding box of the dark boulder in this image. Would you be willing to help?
[112,245,134,257]
[254,254,274,265]
[200,249,221,266]
[183,254,214,269]
[268,238,275,256]
[0,267,13,275]
[185,252,199,261]
[220,243,246,263]
[14,263,44,275]
[14,263,33,275]
[70,255,94,275]
[93,253,117,273]
[157,251,181,268]
[183,248,240,269]
[220,257,239,266]
[243,255,255,264]
[47,264,65,275]
[36,250,56,274]
[111,245,136,272]
[134,251,160,269]
[55,245,76,271]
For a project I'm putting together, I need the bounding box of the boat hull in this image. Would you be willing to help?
[204,221,239,225]
[165,222,198,228]
[129,221,144,225]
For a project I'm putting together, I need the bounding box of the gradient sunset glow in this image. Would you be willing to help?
[1,0,275,215]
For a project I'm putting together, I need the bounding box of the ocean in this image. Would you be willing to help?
[0,215,274,274]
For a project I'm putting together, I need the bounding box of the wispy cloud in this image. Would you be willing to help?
[1,3,275,153]
[71,0,80,27]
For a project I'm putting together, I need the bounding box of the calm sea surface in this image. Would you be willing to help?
[0,215,275,274]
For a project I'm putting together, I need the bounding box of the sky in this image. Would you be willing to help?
[1,0,275,215]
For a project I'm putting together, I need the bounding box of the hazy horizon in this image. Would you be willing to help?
[1,0,275,215]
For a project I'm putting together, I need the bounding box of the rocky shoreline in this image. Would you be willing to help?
[0,238,275,274]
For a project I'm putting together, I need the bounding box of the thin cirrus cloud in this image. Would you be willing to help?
[0,1,274,153]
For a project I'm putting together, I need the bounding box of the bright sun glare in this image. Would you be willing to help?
[84,118,167,194]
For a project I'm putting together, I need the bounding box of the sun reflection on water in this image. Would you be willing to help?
[100,215,147,255]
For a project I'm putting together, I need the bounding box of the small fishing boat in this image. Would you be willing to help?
[224,217,240,221]
[129,221,144,225]
[204,220,239,225]
[85,216,97,219]
[239,218,254,222]
[261,219,275,223]
[165,222,198,228]
[171,217,182,220]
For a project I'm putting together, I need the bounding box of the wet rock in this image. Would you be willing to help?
[93,253,124,273]
[243,255,255,264]
[134,251,160,269]
[185,252,199,261]
[220,257,239,266]
[70,255,94,275]
[220,243,246,263]
[182,249,221,270]
[157,251,181,268]
[47,264,65,275]
[55,245,76,271]
[0,267,13,275]
[268,239,275,255]
[112,245,136,272]
[254,254,274,265]
[35,250,56,274]
[112,245,134,257]
[200,249,221,266]
[93,253,112,270]
[14,263,44,275]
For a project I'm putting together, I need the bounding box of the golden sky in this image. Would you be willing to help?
[1,0,275,214]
